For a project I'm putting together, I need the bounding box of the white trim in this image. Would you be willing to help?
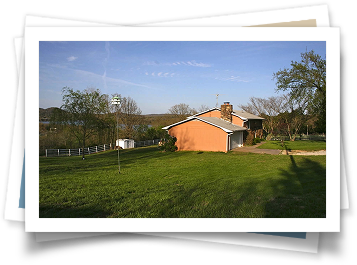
[161,117,196,130]
[231,112,248,121]
[192,107,221,117]
[226,133,233,152]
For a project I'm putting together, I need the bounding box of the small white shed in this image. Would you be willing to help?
[116,139,135,149]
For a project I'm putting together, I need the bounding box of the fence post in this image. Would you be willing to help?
[69,149,71,156]
[110,143,112,150]
[79,148,81,156]
[96,146,98,153]
[46,149,47,157]
[104,144,106,151]
[88,147,90,154]
[58,149,60,156]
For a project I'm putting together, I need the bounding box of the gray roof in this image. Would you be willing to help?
[232,110,265,120]
[162,116,246,133]
[197,117,246,132]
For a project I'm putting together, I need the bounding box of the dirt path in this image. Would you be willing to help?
[231,142,281,155]
[281,150,326,155]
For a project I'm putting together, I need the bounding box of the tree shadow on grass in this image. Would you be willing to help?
[264,155,326,218]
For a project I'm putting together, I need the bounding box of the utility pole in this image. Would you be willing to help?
[111,96,121,174]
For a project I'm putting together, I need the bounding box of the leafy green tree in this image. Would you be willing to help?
[53,87,108,159]
[273,50,326,133]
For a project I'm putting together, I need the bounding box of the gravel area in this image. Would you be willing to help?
[281,150,326,155]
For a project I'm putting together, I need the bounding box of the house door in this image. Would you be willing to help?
[230,131,243,150]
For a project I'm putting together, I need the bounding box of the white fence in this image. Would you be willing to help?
[45,144,112,157]
[45,139,161,157]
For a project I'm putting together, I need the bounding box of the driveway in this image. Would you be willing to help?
[231,142,281,155]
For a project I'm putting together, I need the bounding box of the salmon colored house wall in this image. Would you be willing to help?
[168,120,228,152]
[232,115,245,127]
[196,109,221,118]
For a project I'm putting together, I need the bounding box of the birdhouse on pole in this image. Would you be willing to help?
[111,96,121,105]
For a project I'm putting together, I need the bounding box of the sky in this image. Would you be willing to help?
[39,41,326,114]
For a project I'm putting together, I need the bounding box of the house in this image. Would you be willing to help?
[162,102,264,152]
[116,139,135,149]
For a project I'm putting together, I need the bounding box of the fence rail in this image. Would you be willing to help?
[45,139,161,157]
[45,144,112,157]
[268,135,326,141]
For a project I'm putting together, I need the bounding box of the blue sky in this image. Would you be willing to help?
[39,41,326,114]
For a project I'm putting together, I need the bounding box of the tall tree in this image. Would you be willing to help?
[53,87,108,159]
[117,96,143,139]
[273,50,326,133]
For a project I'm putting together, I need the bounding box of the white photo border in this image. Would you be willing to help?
[25,27,340,232]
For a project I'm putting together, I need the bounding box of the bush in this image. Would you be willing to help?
[245,133,254,145]
[252,137,261,145]
[158,133,178,152]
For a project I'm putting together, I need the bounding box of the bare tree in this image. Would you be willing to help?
[238,96,287,136]
[118,96,143,139]
[239,94,309,141]
[168,103,196,120]
[197,104,211,113]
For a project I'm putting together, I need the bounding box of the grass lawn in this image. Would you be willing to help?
[258,140,326,151]
[39,146,326,218]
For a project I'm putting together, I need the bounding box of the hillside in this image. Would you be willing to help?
[39,107,59,122]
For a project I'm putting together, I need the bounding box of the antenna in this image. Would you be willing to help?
[211,93,225,108]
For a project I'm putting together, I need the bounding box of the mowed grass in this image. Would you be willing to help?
[258,140,326,151]
[39,146,326,218]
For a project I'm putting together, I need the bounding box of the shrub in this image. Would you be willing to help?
[245,133,254,145]
[251,137,261,145]
[158,133,178,152]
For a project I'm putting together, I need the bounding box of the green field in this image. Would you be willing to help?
[39,146,326,218]
[258,140,326,151]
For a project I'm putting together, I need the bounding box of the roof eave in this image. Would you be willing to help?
[232,112,265,120]
[193,107,221,117]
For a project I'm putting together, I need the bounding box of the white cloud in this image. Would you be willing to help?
[187,60,211,67]
[67,56,78,62]
[215,75,249,82]
[143,60,211,67]
[147,71,176,78]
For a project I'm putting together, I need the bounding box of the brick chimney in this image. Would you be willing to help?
[221,102,233,122]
